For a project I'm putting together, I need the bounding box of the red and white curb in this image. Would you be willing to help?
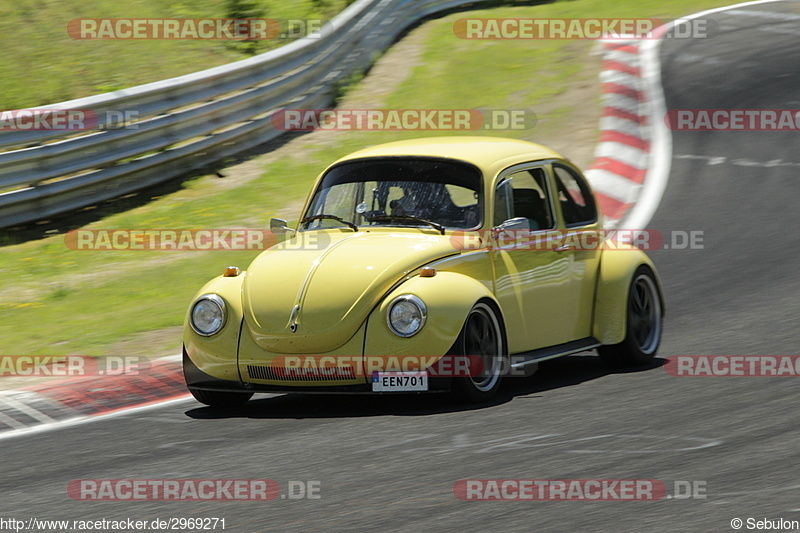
[586,0,784,230]
[585,39,653,228]
[0,355,188,439]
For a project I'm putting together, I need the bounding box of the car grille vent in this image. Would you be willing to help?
[247,365,356,381]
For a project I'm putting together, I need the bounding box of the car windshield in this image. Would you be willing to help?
[301,157,482,231]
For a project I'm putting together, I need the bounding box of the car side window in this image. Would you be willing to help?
[493,168,553,230]
[553,165,597,227]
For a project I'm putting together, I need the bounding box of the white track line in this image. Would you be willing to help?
[0,395,56,424]
[0,353,187,440]
[0,395,193,442]
[0,407,26,430]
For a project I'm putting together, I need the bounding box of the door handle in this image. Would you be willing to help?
[553,244,573,252]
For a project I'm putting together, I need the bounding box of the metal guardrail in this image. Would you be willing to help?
[0,0,494,228]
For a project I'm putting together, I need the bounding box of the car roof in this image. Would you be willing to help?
[333,136,564,175]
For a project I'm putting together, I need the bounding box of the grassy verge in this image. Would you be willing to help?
[1,0,734,357]
[0,0,349,109]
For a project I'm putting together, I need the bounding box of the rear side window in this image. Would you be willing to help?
[493,168,553,230]
[553,165,597,227]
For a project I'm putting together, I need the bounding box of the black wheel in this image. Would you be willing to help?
[450,302,507,403]
[189,388,253,407]
[598,266,663,367]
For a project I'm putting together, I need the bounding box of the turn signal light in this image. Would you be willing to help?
[223,266,241,277]
[420,267,436,278]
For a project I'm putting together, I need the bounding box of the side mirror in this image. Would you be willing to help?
[492,217,530,239]
[270,218,295,234]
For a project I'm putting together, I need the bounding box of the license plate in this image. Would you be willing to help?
[371,371,428,392]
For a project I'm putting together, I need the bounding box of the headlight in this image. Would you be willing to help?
[387,295,427,337]
[190,294,227,336]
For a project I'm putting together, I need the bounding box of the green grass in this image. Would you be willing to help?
[0,0,349,109]
[1,0,735,357]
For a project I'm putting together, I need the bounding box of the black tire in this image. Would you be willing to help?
[450,301,507,403]
[189,388,253,407]
[598,266,663,367]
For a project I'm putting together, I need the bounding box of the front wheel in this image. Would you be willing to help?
[450,302,507,403]
[598,266,663,367]
[189,388,253,407]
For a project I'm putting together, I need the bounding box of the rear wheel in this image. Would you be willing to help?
[451,302,507,403]
[189,388,253,407]
[598,266,663,367]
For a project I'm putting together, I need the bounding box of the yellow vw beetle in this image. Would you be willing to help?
[183,137,664,406]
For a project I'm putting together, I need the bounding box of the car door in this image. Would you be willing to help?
[550,162,602,341]
[490,164,575,353]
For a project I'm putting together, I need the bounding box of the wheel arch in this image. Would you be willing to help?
[364,271,505,359]
[593,248,664,345]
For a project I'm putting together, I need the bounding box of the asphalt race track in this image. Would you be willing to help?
[3,3,800,531]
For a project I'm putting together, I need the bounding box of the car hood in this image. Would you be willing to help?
[241,231,458,354]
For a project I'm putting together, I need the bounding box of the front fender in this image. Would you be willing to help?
[592,247,663,344]
[183,273,246,382]
[364,271,500,360]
